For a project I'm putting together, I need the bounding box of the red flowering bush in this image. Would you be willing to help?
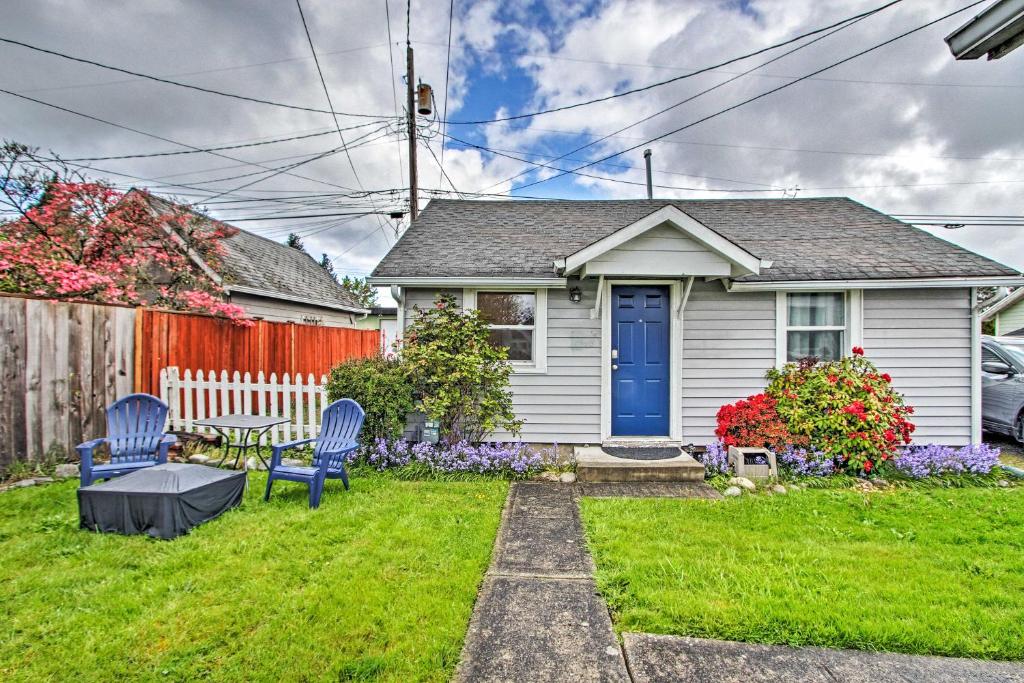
[715,393,804,452]
[0,142,250,324]
[765,347,915,474]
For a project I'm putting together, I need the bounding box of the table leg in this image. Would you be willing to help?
[253,427,273,470]
[213,428,231,467]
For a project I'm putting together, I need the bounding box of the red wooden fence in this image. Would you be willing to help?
[136,309,379,395]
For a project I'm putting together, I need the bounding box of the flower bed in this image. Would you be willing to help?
[357,438,557,477]
[892,444,1002,479]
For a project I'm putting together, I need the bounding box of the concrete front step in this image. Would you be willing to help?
[574,446,706,483]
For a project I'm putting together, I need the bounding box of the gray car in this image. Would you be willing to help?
[982,335,1024,443]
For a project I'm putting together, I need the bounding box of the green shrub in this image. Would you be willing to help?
[765,348,915,474]
[325,354,415,445]
[402,294,521,444]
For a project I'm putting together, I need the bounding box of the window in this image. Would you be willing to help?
[476,291,537,362]
[785,292,845,362]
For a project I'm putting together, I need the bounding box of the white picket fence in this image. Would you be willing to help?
[159,367,329,443]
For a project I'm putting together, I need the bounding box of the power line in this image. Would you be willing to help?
[511,0,989,193]
[383,0,405,186]
[480,3,883,193]
[438,0,455,189]
[421,138,463,197]
[60,120,388,161]
[295,0,390,235]
[0,35,393,119]
[438,1,903,126]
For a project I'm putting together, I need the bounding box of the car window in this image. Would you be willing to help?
[982,346,1002,364]
[998,344,1024,368]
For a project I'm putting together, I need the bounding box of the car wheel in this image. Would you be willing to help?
[1015,414,1024,445]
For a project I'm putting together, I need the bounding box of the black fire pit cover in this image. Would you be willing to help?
[78,463,244,540]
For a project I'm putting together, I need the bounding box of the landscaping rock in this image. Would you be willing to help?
[246,457,267,472]
[998,479,1011,488]
[187,454,211,465]
[281,458,305,467]
[35,476,54,483]
[871,477,889,488]
[535,471,561,482]
[770,484,787,495]
[788,485,802,494]
[558,472,577,484]
[13,479,36,488]
[728,476,756,492]
[54,463,79,479]
[723,486,742,497]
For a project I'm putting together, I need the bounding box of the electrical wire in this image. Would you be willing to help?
[383,0,406,187]
[510,0,989,193]
[438,0,903,126]
[0,35,393,119]
[438,0,455,189]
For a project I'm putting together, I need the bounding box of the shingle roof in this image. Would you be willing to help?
[218,229,365,312]
[372,198,1019,282]
[141,192,365,312]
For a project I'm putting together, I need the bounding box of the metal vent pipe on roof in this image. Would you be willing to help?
[643,149,653,199]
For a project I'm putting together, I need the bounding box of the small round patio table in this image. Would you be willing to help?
[193,415,291,473]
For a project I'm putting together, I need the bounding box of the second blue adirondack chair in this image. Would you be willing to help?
[264,398,364,508]
[76,394,177,487]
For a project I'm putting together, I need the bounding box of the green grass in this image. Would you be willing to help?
[580,488,1024,660]
[0,472,508,682]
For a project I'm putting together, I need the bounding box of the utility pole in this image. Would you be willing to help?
[406,43,419,221]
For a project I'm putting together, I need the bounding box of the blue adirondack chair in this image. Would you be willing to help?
[264,399,364,508]
[76,394,177,487]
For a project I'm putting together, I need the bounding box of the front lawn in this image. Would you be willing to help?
[580,488,1024,660]
[0,473,508,681]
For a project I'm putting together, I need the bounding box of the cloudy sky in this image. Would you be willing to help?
[3,0,1023,296]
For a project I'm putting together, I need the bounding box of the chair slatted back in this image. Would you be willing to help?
[313,399,365,471]
[106,394,169,462]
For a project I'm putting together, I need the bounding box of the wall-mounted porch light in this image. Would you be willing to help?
[569,286,583,304]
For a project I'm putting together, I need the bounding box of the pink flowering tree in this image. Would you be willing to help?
[0,142,250,324]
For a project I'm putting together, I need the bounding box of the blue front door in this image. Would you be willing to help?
[611,285,670,436]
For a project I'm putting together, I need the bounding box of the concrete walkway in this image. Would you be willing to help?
[456,481,1024,682]
[623,634,1024,683]
[456,482,631,682]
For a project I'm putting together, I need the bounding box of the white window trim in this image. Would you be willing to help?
[463,288,548,374]
[775,290,863,367]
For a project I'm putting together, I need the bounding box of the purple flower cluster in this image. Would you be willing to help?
[775,446,837,477]
[698,442,729,475]
[892,443,1001,479]
[361,439,557,475]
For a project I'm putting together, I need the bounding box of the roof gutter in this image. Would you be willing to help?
[225,284,369,315]
[727,275,1024,292]
[945,0,1024,59]
[366,276,568,287]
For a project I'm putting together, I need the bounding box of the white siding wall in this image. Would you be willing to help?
[403,288,463,320]
[584,224,731,277]
[681,280,776,444]
[996,299,1024,336]
[229,293,356,327]
[863,288,971,445]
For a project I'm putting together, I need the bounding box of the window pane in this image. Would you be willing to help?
[477,292,535,325]
[788,293,844,327]
[488,329,533,361]
[787,330,842,362]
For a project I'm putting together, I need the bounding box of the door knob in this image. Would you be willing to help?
[612,364,619,371]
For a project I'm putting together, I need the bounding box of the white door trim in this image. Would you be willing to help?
[600,279,682,443]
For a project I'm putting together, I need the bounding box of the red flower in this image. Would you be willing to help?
[883,429,896,442]
[852,346,865,356]
[881,373,892,383]
[827,374,838,384]
[863,459,873,473]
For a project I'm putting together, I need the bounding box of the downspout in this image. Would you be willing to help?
[391,285,404,341]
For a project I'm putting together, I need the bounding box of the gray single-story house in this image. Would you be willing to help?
[982,287,1024,336]
[369,198,1023,447]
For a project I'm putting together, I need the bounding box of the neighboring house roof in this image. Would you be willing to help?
[371,198,1019,283]
[139,192,367,313]
[981,287,1024,320]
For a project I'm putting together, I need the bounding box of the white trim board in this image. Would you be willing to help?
[559,205,765,277]
[225,285,368,314]
[730,276,1024,291]
[367,276,567,287]
[600,279,683,443]
[775,289,863,367]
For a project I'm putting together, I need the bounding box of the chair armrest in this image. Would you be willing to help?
[270,438,317,469]
[76,438,106,485]
[157,434,177,464]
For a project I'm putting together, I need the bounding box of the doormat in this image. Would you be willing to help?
[603,447,681,460]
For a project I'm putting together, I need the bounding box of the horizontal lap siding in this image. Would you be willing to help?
[863,288,971,445]
[681,281,775,444]
[498,280,601,443]
[997,300,1024,336]
[228,293,356,327]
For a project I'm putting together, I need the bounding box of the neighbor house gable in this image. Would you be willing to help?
[556,205,766,279]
